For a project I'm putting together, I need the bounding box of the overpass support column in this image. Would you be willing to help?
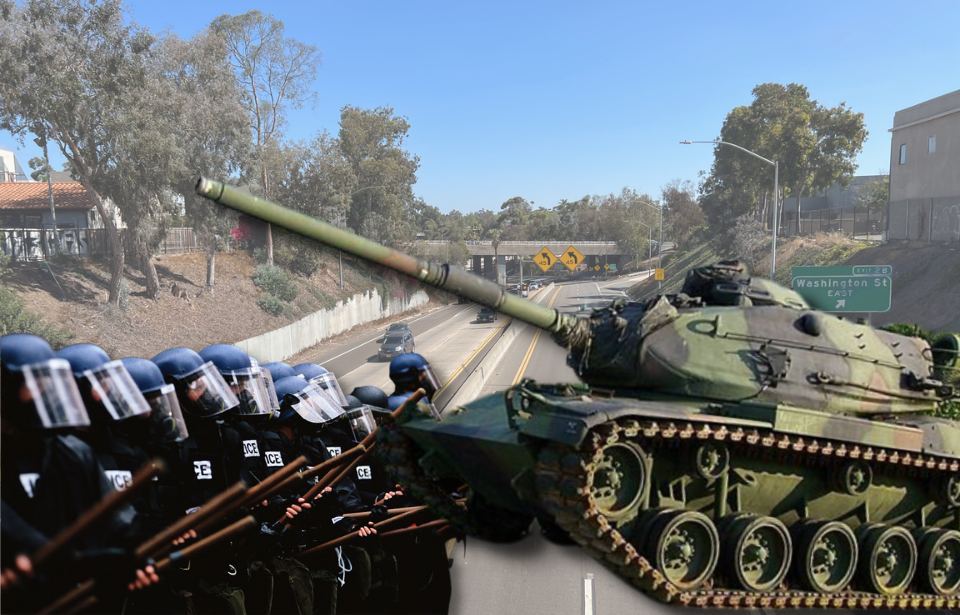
[483,256,494,280]
[473,255,482,275]
[587,255,597,271]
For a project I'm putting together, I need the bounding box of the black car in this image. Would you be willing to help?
[384,322,410,336]
[476,307,497,323]
[379,331,415,361]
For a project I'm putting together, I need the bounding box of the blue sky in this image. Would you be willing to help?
[3,0,958,213]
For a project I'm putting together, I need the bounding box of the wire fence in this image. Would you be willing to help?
[0,227,202,262]
[777,205,885,240]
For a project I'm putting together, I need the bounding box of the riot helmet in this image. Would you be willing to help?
[151,348,239,418]
[1,334,89,430]
[273,376,345,425]
[264,362,297,384]
[389,353,442,400]
[199,345,272,417]
[351,385,389,410]
[55,343,151,424]
[120,357,189,443]
[293,363,347,406]
[342,394,376,442]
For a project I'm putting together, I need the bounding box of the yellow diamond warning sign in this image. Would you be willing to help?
[532,247,557,273]
[561,246,584,271]
[594,265,600,271]
[603,263,610,270]
[654,268,665,281]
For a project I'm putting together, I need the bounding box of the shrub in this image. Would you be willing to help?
[253,247,267,265]
[0,255,74,348]
[287,249,319,278]
[257,293,285,316]
[253,265,297,302]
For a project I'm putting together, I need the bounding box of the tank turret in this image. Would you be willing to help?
[196,177,956,417]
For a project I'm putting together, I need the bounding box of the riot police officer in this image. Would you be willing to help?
[387,353,442,415]
[151,347,247,615]
[54,343,154,496]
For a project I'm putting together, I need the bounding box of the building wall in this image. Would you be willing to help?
[888,89,960,241]
[0,209,92,229]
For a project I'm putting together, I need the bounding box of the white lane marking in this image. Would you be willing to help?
[583,574,595,615]
[595,283,603,297]
[321,304,471,363]
[436,336,452,347]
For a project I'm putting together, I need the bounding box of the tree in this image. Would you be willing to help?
[856,175,889,225]
[701,83,867,236]
[338,106,420,247]
[210,10,320,266]
[0,0,157,305]
[166,30,250,291]
[27,156,51,182]
[661,179,705,248]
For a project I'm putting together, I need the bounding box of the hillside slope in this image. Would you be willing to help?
[627,234,960,333]
[6,249,441,358]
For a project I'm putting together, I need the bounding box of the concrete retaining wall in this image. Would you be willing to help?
[236,288,430,364]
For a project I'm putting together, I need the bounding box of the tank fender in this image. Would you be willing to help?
[518,397,772,447]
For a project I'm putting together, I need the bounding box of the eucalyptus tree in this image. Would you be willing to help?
[0,0,157,305]
[210,9,320,266]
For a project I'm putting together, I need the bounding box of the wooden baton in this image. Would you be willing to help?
[32,459,166,568]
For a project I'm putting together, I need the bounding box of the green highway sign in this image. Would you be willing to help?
[791,265,892,312]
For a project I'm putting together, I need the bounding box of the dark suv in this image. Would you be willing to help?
[476,307,497,323]
[379,331,415,361]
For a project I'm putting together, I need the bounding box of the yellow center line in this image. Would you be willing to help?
[512,285,562,386]
[433,285,548,396]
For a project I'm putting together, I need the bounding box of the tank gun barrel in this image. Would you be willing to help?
[195,177,585,343]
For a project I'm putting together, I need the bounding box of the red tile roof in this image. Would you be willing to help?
[0,182,98,211]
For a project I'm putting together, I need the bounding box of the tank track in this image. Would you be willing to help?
[535,417,960,609]
[377,417,527,542]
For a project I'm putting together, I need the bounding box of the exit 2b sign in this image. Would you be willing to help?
[791,266,892,312]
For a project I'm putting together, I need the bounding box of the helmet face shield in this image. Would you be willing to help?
[259,368,281,417]
[83,360,152,421]
[21,359,91,429]
[284,384,344,424]
[172,361,240,418]
[146,384,189,442]
[344,406,376,442]
[222,367,273,416]
[421,365,442,399]
[309,372,347,406]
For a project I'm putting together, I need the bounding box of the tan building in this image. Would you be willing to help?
[887,88,960,242]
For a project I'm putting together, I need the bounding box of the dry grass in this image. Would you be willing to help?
[6,248,423,359]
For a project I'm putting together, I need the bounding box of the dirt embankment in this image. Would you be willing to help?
[8,249,446,359]
[627,233,960,333]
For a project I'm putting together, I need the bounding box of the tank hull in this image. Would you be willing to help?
[380,382,960,608]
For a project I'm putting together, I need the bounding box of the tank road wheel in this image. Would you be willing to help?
[793,520,858,594]
[642,510,719,591]
[587,442,647,524]
[720,514,792,592]
[914,528,960,596]
[855,523,917,595]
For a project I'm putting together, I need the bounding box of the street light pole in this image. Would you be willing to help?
[637,199,662,289]
[681,139,779,279]
[638,221,653,271]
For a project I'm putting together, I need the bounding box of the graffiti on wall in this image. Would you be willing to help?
[933,202,960,241]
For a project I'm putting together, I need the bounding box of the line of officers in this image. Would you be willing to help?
[1,333,451,615]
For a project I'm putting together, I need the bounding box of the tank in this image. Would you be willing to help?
[196,178,960,608]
